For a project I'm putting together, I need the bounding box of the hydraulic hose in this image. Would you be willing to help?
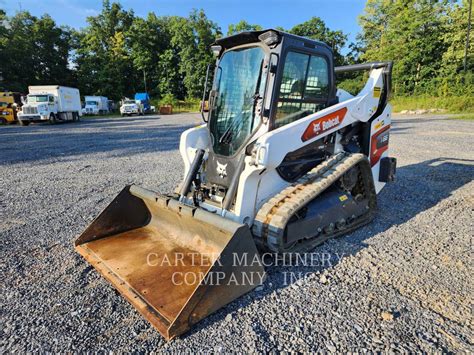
[179,149,205,202]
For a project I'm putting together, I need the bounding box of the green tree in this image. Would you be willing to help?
[0,9,10,89]
[227,20,262,35]
[439,0,473,96]
[73,0,136,100]
[169,10,221,99]
[158,16,187,99]
[157,45,185,98]
[0,11,73,92]
[289,17,347,65]
[129,13,172,97]
[358,0,451,95]
[32,16,74,85]
[166,15,195,99]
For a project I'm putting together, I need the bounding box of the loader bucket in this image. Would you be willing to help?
[75,185,265,340]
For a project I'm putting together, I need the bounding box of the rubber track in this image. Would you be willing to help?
[252,152,366,252]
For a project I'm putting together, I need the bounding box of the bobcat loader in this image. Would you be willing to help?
[75,30,396,340]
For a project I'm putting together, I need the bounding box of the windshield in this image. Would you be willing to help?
[86,101,98,106]
[28,95,49,103]
[124,100,135,105]
[209,46,266,156]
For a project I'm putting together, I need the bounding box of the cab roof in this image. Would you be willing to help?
[213,29,332,52]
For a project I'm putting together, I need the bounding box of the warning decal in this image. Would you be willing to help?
[373,87,381,98]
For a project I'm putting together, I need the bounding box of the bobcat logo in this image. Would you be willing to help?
[216,161,228,179]
[313,122,322,134]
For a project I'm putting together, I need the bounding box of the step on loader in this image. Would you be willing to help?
[75,29,397,340]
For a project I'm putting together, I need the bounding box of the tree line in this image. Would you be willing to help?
[354,0,472,97]
[0,0,472,101]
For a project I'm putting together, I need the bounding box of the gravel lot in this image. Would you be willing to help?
[1,113,473,352]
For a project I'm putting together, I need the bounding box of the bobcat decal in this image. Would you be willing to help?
[216,161,228,179]
[301,107,348,142]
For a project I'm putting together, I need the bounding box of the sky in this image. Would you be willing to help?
[2,0,366,52]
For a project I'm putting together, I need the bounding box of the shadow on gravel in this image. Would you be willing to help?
[79,116,163,125]
[393,116,452,124]
[0,120,195,165]
[182,157,474,339]
[390,116,455,134]
[390,126,411,134]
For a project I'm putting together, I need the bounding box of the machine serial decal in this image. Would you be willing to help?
[301,107,348,142]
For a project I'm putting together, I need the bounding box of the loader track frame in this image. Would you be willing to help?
[253,153,377,253]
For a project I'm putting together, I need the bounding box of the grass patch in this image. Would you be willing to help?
[150,97,201,114]
[392,95,474,113]
[169,100,201,113]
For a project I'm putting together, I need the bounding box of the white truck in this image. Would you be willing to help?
[18,86,82,126]
[82,95,109,115]
[120,99,144,116]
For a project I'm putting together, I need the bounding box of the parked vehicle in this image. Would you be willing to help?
[82,96,109,115]
[134,92,155,113]
[120,98,144,116]
[107,100,117,112]
[0,92,22,124]
[18,86,81,126]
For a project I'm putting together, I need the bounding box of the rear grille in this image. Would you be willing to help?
[23,106,38,114]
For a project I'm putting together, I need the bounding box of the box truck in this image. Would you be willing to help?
[82,95,109,115]
[18,86,81,126]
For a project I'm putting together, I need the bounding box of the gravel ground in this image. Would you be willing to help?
[1,113,473,352]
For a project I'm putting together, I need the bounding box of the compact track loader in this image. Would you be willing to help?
[75,30,396,340]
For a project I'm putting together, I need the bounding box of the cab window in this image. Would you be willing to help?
[275,51,329,129]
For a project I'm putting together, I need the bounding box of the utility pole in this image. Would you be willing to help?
[143,69,147,93]
[465,0,472,72]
